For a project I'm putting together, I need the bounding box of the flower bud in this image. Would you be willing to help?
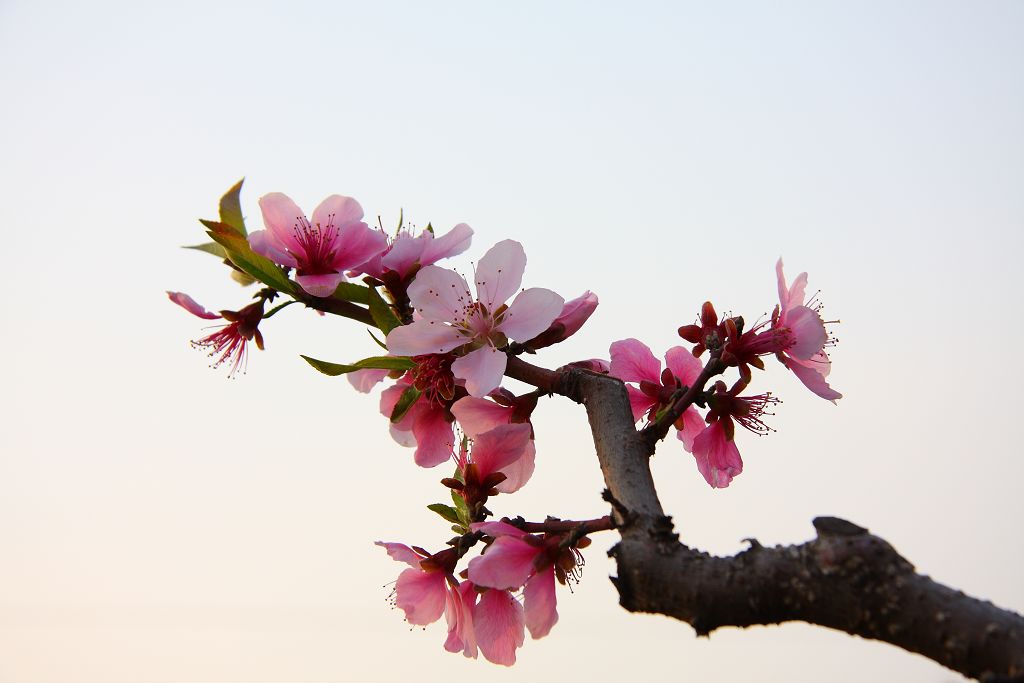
[522,291,598,350]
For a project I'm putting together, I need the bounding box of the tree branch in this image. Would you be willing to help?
[502,361,1024,681]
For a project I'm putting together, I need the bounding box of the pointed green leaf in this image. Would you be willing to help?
[219,178,247,236]
[202,219,297,294]
[451,489,471,526]
[333,282,371,304]
[427,503,462,525]
[367,329,388,350]
[183,242,228,258]
[368,288,402,334]
[390,384,421,423]
[300,354,415,377]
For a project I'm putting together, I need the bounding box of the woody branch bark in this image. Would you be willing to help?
[503,354,1024,682]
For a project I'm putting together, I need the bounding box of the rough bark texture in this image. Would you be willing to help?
[502,359,1024,681]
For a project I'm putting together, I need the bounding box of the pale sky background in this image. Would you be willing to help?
[2,2,1023,682]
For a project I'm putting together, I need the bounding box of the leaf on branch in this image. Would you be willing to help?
[367,329,388,350]
[218,178,247,236]
[333,282,371,305]
[300,354,415,377]
[427,503,462,526]
[202,219,297,295]
[390,384,422,423]
[451,489,471,527]
[367,287,402,334]
[182,242,228,258]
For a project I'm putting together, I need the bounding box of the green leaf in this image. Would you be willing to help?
[219,178,247,236]
[390,384,421,423]
[367,288,402,334]
[367,329,388,350]
[300,354,415,377]
[202,219,296,294]
[451,489,471,526]
[183,242,228,258]
[333,282,371,304]
[427,503,462,525]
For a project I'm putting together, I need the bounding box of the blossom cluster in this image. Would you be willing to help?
[169,182,841,666]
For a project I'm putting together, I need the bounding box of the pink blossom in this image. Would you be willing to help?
[608,338,705,451]
[474,588,525,666]
[455,423,533,498]
[376,542,452,626]
[443,580,478,659]
[168,291,265,376]
[452,396,536,493]
[248,193,388,297]
[691,420,744,489]
[351,223,474,281]
[385,240,564,396]
[522,290,599,350]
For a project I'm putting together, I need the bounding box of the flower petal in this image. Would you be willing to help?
[258,192,306,254]
[167,291,221,320]
[387,320,467,356]
[471,423,532,480]
[347,368,389,393]
[496,288,564,342]
[475,589,525,666]
[691,421,743,489]
[331,220,389,272]
[412,404,455,468]
[248,230,299,268]
[785,356,842,403]
[444,581,478,659]
[395,567,448,625]
[675,406,705,453]
[468,536,539,590]
[420,222,473,266]
[451,397,513,437]
[375,541,422,568]
[295,272,345,298]
[784,305,827,360]
[452,346,507,397]
[665,345,702,386]
[609,338,662,384]
[494,439,535,494]
[380,232,426,278]
[523,567,558,639]
[626,386,655,423]
[312,194,364,229]
[475,240,526,309]
[407,265,474,323]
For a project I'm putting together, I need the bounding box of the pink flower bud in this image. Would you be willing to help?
[523,290,598,350]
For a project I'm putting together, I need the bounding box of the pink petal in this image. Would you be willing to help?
[258,192,306,254]
[471,423,532,480]
[389,422,417,447]
[248,230,299,268]
[496,288,565,342]
[167,291,220,320]
[375,541,422,568]
[475,589,525,666]
[475,240,526,309]
[407,265,474,323]
[420,222,473,266]
[523,567,558,639]
[691,421,743,489]
[380,232,426,278]
[311,194,364,229]
[381,382,416,438]
[626,386,655,423]
[609,338,662,384]
[494,439,535,494]
[386,319,467,356]
[451,346,507,397]
[776,258,808,317]
[553,290,598,338]
[295,272,346,298]
[468,536,539,590]
[675,406,705,453]
[470,521,527,538]
[665,345,702,386]
[331,220,389,272]
[347,368,389,393]
[451,397,513,437]
[784,306,827,360]
[785,356,842,403]
[395,567,448,625]
[412,404,455,467]
[444,581,478,659]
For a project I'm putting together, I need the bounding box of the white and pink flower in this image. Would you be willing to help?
[386,240,564,397]
[248,192,388,297]
[351,223,474,281]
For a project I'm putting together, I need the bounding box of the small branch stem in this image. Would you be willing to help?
[641,352,724,450]
[501,515,615,535]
